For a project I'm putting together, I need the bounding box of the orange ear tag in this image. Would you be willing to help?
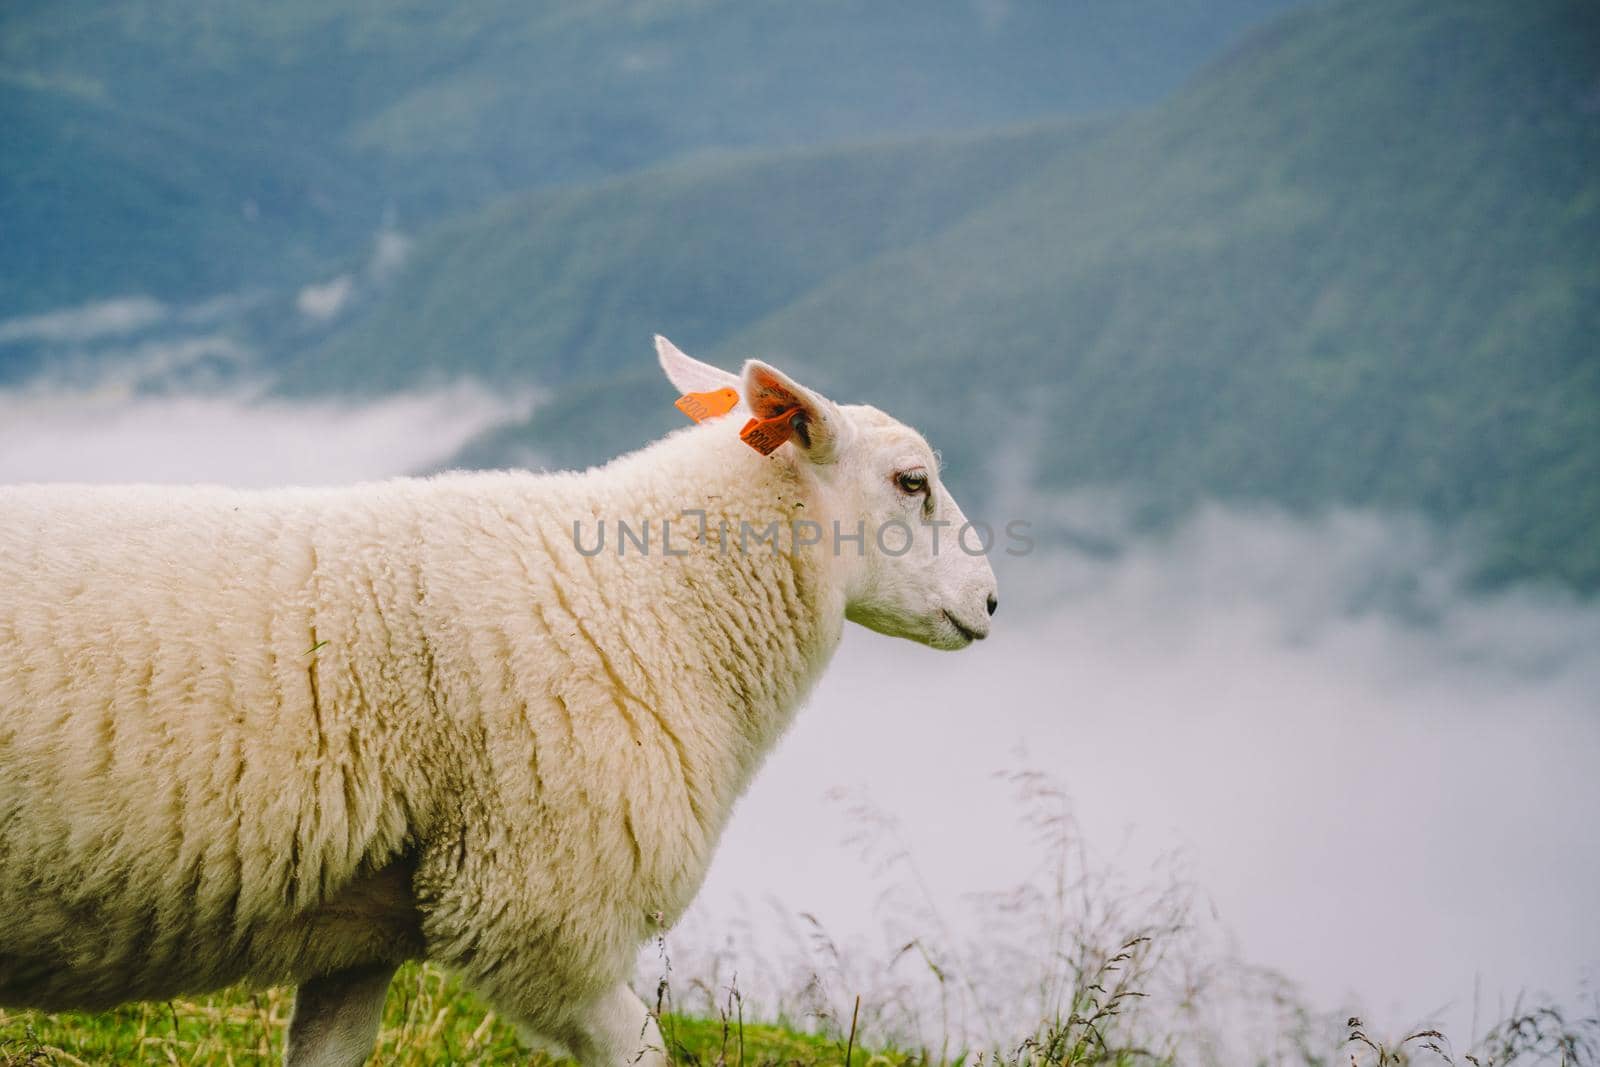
[674,387,740,423]
[739,406,801,456]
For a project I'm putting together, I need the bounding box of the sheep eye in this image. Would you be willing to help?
[895,469,928,496]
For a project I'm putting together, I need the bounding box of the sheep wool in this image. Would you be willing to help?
[0,344,997,1067]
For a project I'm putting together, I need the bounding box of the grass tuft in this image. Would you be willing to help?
[4,772,1594,1066]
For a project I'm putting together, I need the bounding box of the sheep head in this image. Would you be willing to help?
[655,335,998,650]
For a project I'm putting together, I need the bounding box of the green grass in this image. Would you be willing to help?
[0,963,910,1067]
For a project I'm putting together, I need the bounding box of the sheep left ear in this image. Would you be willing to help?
[741,360,850,463]
[656,334,740,395]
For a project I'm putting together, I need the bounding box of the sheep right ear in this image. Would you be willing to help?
[741,360,850,463]
[655,335,740,395]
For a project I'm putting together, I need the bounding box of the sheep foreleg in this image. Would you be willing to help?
[284,963,396,1067]
[553,982,669,1067]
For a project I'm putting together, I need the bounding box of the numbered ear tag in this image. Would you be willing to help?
[674,387,740,423]
[739,406,801,455]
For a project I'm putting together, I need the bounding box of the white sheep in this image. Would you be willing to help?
[0,338,998,1066]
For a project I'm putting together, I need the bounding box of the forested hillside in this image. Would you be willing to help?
[0,0,1300,316]
[5,0,1595,590]
[311,0,1599,590]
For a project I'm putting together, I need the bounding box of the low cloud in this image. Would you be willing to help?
[368,223,412,280]
[22,333,253,395]
[0,297,167,345]
[0,382,533,487]
[677,500,1600,1044]
[296,275,355,322]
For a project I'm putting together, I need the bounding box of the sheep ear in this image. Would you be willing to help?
[741,360,849,463]
[655,335,740,395]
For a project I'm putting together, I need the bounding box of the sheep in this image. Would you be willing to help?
[0,337,999,1067]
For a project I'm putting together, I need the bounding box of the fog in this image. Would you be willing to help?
[0,382,529,487]
[678,504,1600,1044]
[3,389,1595,1051]
[0,298,169,346]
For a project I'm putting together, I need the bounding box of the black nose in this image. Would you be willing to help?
[986,593,998,617]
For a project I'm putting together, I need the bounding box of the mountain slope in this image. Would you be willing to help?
[331,0,1599,590]
[0,0,1303,316]
[0,76,367,315]
[707,0,1600,588]
[286,123,1091,395]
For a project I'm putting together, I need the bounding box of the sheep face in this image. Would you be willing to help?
[822,402,998,650]
[656,336,999,651]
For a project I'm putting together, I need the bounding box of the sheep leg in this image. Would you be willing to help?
[553,982,668,1067]
[283,963,396,1067]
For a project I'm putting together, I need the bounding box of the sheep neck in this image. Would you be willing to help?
[589,424,848,826]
